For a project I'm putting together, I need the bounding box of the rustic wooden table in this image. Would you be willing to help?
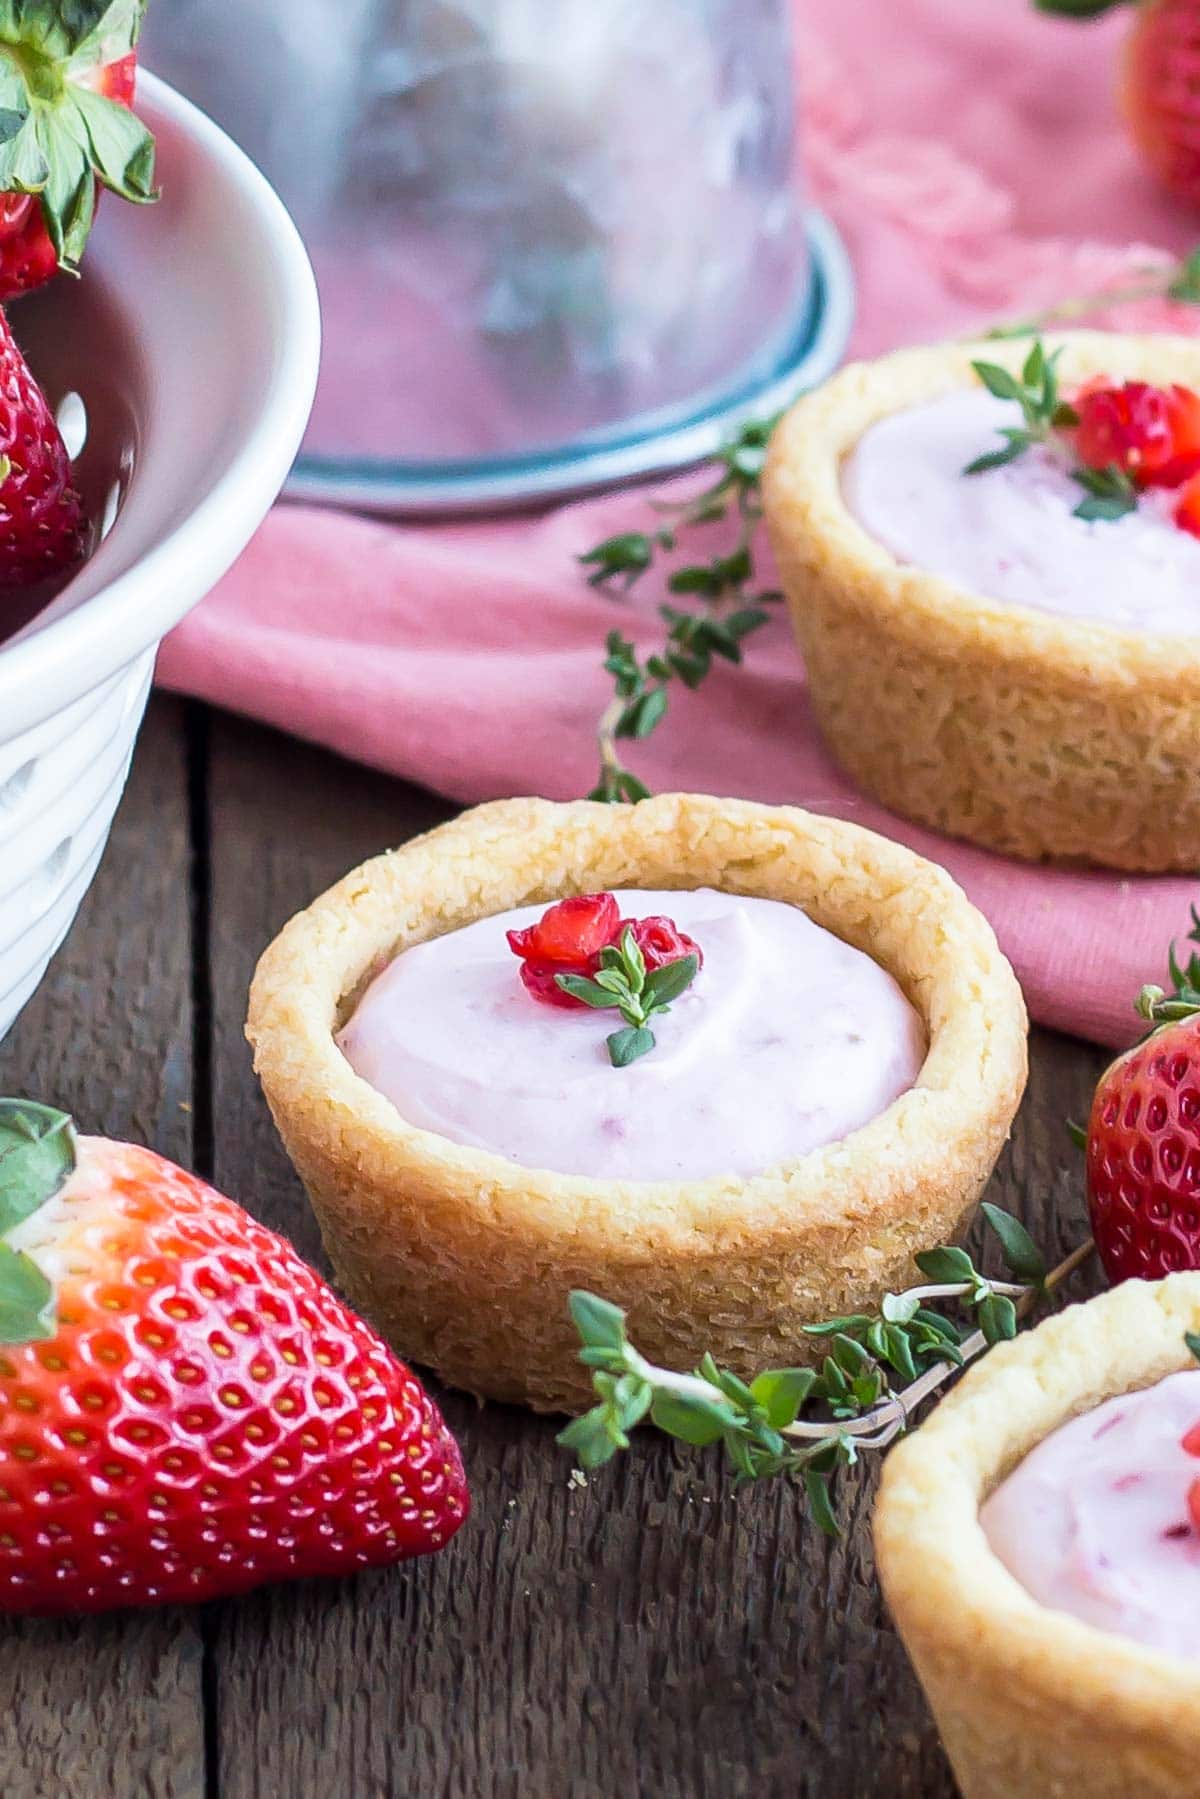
[0,695,1111,1799]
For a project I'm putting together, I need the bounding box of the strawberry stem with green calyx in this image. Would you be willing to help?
[0,0,156,275]
[1032,0,1130,17]
[559,1208,1093,1534]
[1136,984,1200,1027]
[0,1099,73,1343]
[1135,910,1200,1028]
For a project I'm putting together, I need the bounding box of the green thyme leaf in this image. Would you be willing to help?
[649,1389,731,1446]
[880,1290,921,1326]
[555,973,618,1009]
[1186,1330,1200,1367]
[579,532,654,588]
[971,360,1026,403]
[1021,339,1046,389]
[964,339,1074,479]
[801,1313,874,1339]
[556,1408,621,1467]
[914,1245,978,1284]
[981,1204,1046,1286]
[667,564,723,598]
[1071,462,1137,522]
[804,1467,840,1538]
[643,953,699,1009]
[964,440,1027,476]
[748,1368,818,1429]
[568,1290,628,1355]
[976,1292,1019,1345]
[607,1025,655,1067]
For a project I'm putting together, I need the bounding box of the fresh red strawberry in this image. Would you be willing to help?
[1038,0,1200,206]
[0,305,85,588]
[1175,468,1200,535]
[0,1100,468,1615]
[1085,937,1200,1282]
[1122,0,1200,205]
[0,12,154,298]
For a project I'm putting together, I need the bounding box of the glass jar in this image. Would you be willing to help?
[144,0,827,508]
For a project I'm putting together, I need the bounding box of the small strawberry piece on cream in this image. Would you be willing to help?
[507,892,701,1017]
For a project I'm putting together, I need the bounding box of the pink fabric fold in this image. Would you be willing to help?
[157,0,1200,1050]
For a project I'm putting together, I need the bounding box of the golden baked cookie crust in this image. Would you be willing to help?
[764,331,1200,872]
[875,1273,1200,1799]
[246,794,1027,1410]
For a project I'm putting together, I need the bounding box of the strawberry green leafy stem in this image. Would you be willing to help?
[963,339,1079,474]
[0,1098,72,1343]
[557,929,699,1067]
[558,1205,1095,1534]
[1137,905,1200,1025]
[580,248,1200,804]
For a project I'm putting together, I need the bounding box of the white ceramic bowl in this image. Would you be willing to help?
[0,71,320,1042]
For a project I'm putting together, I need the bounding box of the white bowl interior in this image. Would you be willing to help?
[0,70,320,730]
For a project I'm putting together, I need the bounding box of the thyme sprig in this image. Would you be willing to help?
[963,339,1078,474]
[559,1206,1095,1532]
[556,930,699,1067]
[579,247,1200,804]
[1071,461,1138,523]
[965,339,1140,521]
[582,417,783,804]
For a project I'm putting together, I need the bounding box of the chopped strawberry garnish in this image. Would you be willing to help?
[517,960,593,1009]
[619,915,704,974]
[1074,381,1177,483]
[1153,385,1200,488]
[1176,471,1200,539]
[508,894,701,1017]
[1182,1420,1200,1458]
[1070,378,1200,493]
[1189,1478,1200,1535]
[507,893,620,967]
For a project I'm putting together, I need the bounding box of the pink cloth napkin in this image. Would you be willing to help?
[158,0,1200,1050]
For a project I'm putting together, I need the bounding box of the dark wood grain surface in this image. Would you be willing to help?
[0,696,1111,1799]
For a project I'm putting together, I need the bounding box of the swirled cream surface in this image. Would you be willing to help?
[981,1369,1200,1662]
[843,387,1200,634]
[336,889,925,1181]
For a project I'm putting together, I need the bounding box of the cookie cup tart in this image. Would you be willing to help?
[875,1273,1200,1799]
[245,794,1026,1411]
[764,331,1200,873]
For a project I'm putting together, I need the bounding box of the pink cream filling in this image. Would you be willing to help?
[842,387,1200,634]
[981,1368,1200,1662]
[336,888,925,1182]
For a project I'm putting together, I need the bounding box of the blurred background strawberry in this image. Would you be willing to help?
[1038,0,1200,206]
